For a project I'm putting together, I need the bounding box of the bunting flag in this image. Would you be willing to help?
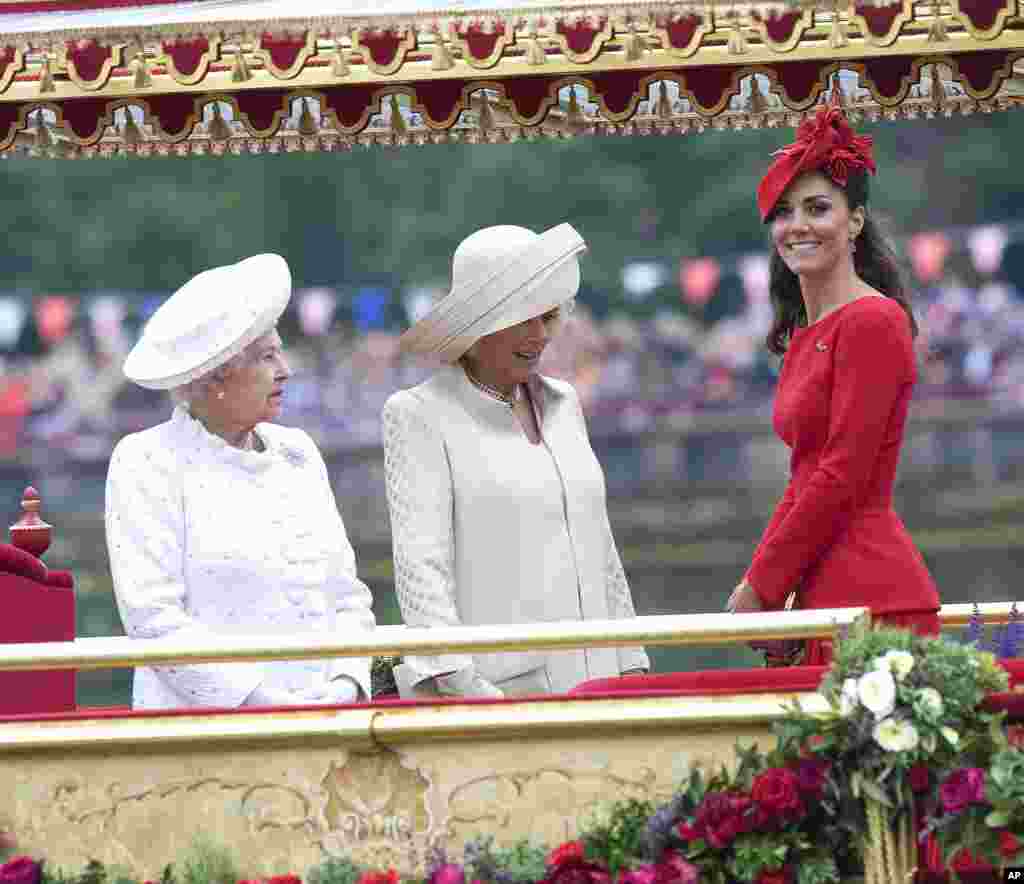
[0,297,28,351]
[88,295,126,349]
[908,232,952,285]
[679,257,721,307]
[967,224,1009,277]
[297,288,336,337]
[33,295,75,344]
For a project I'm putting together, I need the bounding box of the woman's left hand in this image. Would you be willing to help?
[727,579,763,613]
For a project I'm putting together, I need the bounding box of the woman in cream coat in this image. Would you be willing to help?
[383,224,648,698]
[106,254,375,710]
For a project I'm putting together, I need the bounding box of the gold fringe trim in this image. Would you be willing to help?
[431,35,454,71]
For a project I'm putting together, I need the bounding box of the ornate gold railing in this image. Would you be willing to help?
[0,608,866,672]
[0,603,1015,675]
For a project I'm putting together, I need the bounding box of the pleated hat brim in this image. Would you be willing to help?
[123,253,291,390]
[400,223,586,363]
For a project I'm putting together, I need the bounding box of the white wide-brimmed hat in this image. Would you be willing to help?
[123,253,291,390]
[400,223,586,363]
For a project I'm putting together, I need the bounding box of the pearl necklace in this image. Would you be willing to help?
[464,367,522,408]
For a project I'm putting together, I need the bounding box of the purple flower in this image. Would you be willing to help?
[999,603,1022,659]
[965,603,984,648]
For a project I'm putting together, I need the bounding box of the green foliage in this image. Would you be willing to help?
[486,840,549,883]
[579,798,657,877]
[305,856,364,884]
[179,836,240,884]
[462,835,547,884]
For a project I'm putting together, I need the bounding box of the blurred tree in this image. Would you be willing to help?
[1,112,1022,317]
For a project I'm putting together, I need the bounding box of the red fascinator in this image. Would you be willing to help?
[756,94,876,222]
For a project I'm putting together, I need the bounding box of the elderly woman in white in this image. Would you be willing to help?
[383,223,649,699]
[106,254,375,710]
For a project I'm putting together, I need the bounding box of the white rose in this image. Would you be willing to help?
[858,668,897,719]
[879,650,916,681]
[941,726,960,746]
[839,678,860,717]
[873,717,920,753]
[916,687,944,716]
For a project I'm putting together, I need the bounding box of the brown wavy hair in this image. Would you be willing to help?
[764,170,918,356]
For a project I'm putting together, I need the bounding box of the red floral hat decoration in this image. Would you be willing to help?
[756,95,877,222]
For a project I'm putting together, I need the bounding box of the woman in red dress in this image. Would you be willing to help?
[726,98,940,665]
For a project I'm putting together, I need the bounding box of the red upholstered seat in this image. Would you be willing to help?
[569,666,830,697]
[0,542,76,715]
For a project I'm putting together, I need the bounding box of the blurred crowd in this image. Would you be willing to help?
[2,256,1023,462]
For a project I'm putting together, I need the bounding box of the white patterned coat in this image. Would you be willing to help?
[105,406,375,710]
[382,366,648,694]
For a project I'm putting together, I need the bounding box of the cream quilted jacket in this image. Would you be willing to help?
[382,366,648,694]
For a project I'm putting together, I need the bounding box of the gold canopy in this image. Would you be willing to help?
[0,0,1021,156]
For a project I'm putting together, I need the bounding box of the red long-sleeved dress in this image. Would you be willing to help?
[745,296,940,663]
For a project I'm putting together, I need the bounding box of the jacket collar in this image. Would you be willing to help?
[436,363,567,430]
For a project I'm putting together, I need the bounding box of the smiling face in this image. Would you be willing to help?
[768,171,865,278]
[210,329,291,429]
[465,306,564,388]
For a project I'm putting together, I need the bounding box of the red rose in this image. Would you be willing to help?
[357,871,399,884]
[547,842,586,868]
[540,858,610,884]
[950,848,992,872]
[751,769,803,819]
[939,768,986,814]
[1008,725,1024,748]
[692,792,751,848]
[0,858,42,884]
[1000,830,1023,859]
[908,764,931,794]
[757,869,788,884]
[653,852,697,884]
[267,876,302,884]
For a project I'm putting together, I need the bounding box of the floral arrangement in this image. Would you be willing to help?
[3,625,1021,884]
[772,623,1009,883]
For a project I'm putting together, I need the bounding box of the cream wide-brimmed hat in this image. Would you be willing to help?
[400,223,586,363]
[123,253,291,390]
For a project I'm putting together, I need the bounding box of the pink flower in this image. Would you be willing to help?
[618,866,656,884]
[0,857,41,884]
[939,768,986,814]
[429,865,465,884]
